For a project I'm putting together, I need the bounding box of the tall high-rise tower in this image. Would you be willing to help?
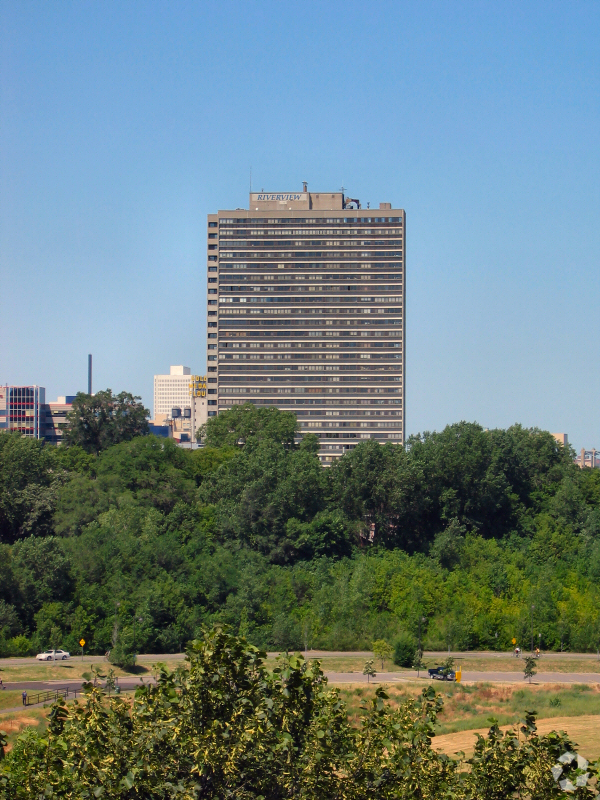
[206,187,405,463]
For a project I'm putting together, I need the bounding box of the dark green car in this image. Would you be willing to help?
[428,666,456,681]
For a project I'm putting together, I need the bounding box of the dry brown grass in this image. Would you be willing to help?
[336,681,600,747]
[434,715,600,761]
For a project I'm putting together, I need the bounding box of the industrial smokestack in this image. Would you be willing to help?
[88,354,92,395]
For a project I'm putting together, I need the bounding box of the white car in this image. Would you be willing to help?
[36,649,70,661]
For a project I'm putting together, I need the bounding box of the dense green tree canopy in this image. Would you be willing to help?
[0,404,599,659]
[64,390,149,454]
[0,434,58,543]
[199,402,298,448]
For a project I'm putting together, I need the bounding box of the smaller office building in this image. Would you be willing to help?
[154,366,194,421]
[152,367,208,442]
[0,385,74,443]
[0,385,46,438]
[44,397,76,444]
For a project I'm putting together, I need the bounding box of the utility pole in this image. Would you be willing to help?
[530,604,535,653]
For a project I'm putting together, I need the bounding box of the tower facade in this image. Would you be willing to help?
[206,188,405,463]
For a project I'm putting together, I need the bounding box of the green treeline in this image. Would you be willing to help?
[1,403,599,656]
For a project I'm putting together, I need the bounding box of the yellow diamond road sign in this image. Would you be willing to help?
[79,639,85,647]
[512,638,517,645]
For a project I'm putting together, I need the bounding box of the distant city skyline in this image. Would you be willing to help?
[1,1,598,452]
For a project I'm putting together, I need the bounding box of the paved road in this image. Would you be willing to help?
[324,670,600,684]
[2,669,599,697]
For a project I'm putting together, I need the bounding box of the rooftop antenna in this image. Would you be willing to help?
[250,166,252,193]
[88,354,92,395]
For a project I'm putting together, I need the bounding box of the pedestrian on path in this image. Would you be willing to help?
[22,691,27,706]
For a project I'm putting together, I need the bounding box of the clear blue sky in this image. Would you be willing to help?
[1,1,598,451]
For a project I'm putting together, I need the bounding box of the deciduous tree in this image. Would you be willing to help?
[524,655,537,684]
[372,638,393,669]
[64,390,149,454]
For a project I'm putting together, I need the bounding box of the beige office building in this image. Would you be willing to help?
[206,187,405,462]
[153,366,194,421]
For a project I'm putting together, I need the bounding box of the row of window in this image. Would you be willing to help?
[220,226,402,233]
[216,217,403,225]
[217,330,401,339]
[301,421,402,428]
[300,411,401,417]
[219,342,401,349]
[218,237,402,245]
[220,353,402,362]
[217,262,402,271]
[217,387,401,394]
[216,283,402,292]
[219,251,403,260]
[216,274,402,282]
[218,367,401,375]
[217,310,401,319]
[220,398,402,406]
[218,296,402,304]
[216,318,403,327]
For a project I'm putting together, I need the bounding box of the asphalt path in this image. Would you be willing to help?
[325,670,600,684]
[2,669,599,697]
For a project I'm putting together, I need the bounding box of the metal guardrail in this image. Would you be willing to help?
[24,687,74,706]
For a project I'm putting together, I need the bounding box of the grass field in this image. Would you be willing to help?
[335,681,600,760]
[266,655,397,674]
[0,660,171,683]
[0,691,24,712]
[434,655,600,674]
[337,681,600,727]
[264,652,600,675]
